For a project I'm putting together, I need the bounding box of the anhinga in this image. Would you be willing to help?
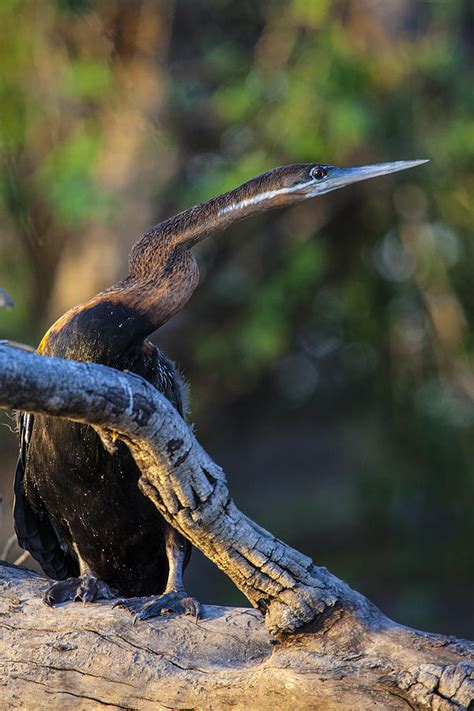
[14,159,427,620]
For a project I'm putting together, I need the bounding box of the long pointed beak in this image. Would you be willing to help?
[319,159,429,195]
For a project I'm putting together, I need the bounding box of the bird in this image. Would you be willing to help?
[14,159,428,620]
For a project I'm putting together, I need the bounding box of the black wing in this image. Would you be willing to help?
[13,413,79,580]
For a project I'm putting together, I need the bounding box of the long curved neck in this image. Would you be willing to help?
[116,170,302,336]
[129,170,297,273]
[41,170,301,358]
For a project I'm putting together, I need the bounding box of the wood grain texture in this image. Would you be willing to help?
[1,563,472,710]
[0,344,473,709]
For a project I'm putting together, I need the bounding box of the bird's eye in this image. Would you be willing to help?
[311,167,327,181]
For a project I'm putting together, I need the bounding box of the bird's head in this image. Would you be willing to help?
[264,159,429,202]
[219,160,428,217]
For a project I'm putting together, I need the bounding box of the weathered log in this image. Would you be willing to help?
[0,563,472,710]
[0,343,472,709]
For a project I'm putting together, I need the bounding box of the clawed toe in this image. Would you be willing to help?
[114,591,201,622]
[180,595,201,619]
[43,576,117,607]
[113,596,149,616]
[75,576,97,604]
[43,578,80,607]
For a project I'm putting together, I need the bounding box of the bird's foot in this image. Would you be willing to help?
[114,590,201,623]
[43,575,117,607]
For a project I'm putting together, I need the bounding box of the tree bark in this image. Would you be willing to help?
[0,343,472,710]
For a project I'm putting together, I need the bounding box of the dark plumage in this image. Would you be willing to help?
[15,337,188,598]
[14,413,79,580]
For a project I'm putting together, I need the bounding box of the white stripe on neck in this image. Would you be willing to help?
[218,178,315,217]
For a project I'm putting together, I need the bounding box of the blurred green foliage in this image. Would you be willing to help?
[0,0,473,635]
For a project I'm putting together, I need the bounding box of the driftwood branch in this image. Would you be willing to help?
[0,343,473,709]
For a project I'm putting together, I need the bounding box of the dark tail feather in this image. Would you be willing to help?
[13,416,78,580]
